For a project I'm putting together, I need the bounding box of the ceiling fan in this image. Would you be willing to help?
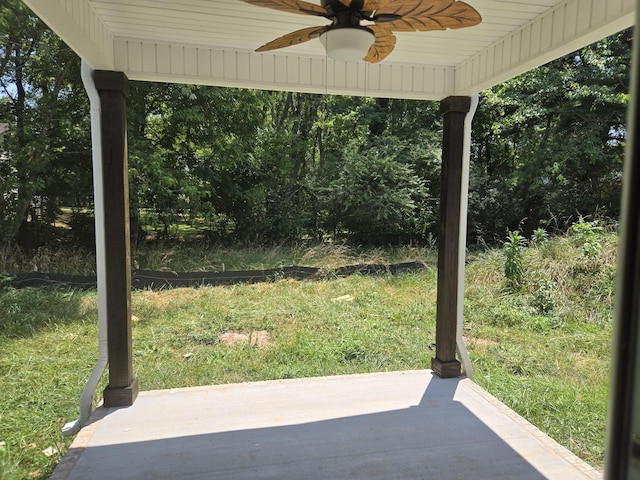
[241,0,482,63]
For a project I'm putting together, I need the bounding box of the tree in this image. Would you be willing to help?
[126,83,272,241]
[0,0,90,248]
[469,29,630,242]
[324,138,428,244]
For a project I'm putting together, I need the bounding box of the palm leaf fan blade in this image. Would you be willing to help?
[364,26,396,63]
[377,0,481,32]
[375,0,454,17]
[337,0,392,11]
[255,26,328,52]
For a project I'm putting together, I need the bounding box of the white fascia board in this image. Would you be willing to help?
[455,0,635,96]
[22,0,114,70]
[113,38,454,100]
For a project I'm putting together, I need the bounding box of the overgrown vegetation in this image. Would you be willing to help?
[0,224,615,479]
[468,223,616,466]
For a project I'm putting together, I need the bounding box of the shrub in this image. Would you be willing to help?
[569,217,603,258]
[503,230,526,291]
[530,227,548,246]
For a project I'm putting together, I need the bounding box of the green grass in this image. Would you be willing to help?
[465,231,616,467]
[0,242,437,276]
[0,234,615,478]
[130,270,438,388]
[0,289,100,479]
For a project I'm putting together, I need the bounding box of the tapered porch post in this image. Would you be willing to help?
[432,96,474,379]
[94,70,138,407]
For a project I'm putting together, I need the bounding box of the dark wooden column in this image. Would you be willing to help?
[431,96,472,379]
[94,70,138,407]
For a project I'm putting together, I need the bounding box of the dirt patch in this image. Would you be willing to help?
[219,330,270,348]
[463,335,499,347]
[138,290,171,311]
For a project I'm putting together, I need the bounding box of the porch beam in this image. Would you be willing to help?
[94,70,138,407]
[432,96,472,379]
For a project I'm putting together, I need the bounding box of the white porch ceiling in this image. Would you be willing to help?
[22,0,635,100]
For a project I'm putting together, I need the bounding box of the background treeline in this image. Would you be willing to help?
[0,1,630,250]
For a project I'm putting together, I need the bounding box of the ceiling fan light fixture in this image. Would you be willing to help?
[319,27,375,62]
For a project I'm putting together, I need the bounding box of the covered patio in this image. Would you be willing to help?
[17,0,637,478]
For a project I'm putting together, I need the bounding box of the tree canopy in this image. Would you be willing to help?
[470,29,629,241]
[0,0,630,249]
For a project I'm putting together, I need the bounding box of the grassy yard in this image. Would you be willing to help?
[0,232,615,479]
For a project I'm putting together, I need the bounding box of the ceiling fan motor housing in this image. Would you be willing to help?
[322,1,373,19]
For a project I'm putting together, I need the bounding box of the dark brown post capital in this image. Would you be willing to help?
[440,96,472,115]
[93,70,130,96]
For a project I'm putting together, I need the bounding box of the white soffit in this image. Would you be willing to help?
[21,0,636,100]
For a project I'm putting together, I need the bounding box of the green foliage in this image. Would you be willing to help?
[125,87,442,245]
[67,212,95,248]
[127,83,272,242]
[323,139,428,244]
[503,230,526,291]
[469,29,629,243]
[569,217,604,257]
[0,272,14,291]
[530,227,548,246]
[0,0,90,249]
[529,278,557,315]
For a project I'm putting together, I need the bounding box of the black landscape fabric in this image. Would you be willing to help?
[8,262,427,290]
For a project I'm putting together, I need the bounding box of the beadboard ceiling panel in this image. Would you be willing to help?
[22,0,635,100]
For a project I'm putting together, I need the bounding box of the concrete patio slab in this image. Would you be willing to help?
[51,370,602,479]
